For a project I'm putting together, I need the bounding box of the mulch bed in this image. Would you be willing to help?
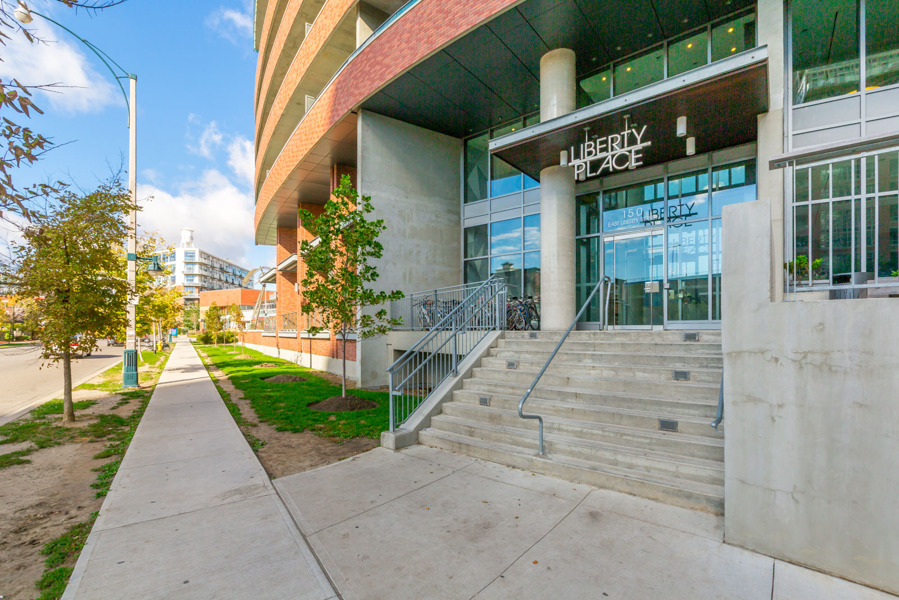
[262,374,307,383]
[308,396,377,412]
[252,363,278,369]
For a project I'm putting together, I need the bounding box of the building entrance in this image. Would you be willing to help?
[604,231,663,327]
[575,153,757,329]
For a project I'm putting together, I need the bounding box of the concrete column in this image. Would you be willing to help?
[539,48,577,329]
[540,48,576,122]
[356,2,388,48]
[540,165,576,329]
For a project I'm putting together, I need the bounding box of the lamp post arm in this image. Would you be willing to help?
[24,8,132,119]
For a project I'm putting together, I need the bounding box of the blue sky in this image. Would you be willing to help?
[1,0,274,270]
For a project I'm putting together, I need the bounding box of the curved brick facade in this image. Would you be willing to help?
[254,0,518,236]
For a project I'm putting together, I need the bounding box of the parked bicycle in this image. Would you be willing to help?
[506,296,540,330]
[415,297,460,329]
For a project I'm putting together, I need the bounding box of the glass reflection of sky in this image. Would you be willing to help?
[491,218,522,254]
[524,214,540,250]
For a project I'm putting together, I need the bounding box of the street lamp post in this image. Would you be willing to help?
[14,1,143,387]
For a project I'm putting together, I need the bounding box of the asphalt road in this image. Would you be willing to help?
[0,343,124,426]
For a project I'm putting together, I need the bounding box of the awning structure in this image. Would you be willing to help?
[489,47,769,180]
[277,253,298,272]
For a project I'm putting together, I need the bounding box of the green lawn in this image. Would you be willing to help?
[197,345,389,439]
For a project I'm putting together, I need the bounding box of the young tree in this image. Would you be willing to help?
[298,175,404,398]
[205,302,223,346]
[227,302,245,352]
[3,182,132,423]
[182,302,200,331]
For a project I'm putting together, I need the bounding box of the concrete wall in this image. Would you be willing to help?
[356,110,462,387]
[722,198,899,594]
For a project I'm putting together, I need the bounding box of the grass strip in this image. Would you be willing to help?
[197,344,388,439]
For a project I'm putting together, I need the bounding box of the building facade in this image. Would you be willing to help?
[157,228,252,304]
[252,0,899,593]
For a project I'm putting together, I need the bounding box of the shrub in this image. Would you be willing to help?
[196,331,237,345]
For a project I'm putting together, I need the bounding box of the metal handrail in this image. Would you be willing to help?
[518,276,611,455]
[387,276,506,432]
[711,375,724,430]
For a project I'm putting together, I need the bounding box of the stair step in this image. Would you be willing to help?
[489,348,723,369]
[418,429,724,514]
[470,368,721,399]
[496,339,722,354]
[437,405,723,462]
[461,379,717,417]
[479,357,722,384]
[450,389,723,438]
[503,330,721,343]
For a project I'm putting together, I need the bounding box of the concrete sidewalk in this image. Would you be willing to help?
[63,342,337,600]
[275,445,897,600]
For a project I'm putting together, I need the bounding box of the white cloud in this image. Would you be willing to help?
[206,3,254,44]
[138,169,258,267]
[227,137,254,186]
[190,121,224,159]
[0,18,116,114]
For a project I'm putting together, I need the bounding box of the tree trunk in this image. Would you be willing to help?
[62,347,75,424]
[341,329,347,398]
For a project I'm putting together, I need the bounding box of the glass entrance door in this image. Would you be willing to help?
[604,231,663,327]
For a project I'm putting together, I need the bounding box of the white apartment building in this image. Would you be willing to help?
[157,229,251,304]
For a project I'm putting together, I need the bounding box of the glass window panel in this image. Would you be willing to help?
[811,202,831,280]
[578,68,611,107]
[794,205,811,283]
[796,167,810,202]
[877,195,898,277]
[464,133,489,204]
[464,259,489,284]
[576,237,603,323]
[490,218,522,255]
[667,221,710,321]
[524,175,539,190]
[602,179,665,231]
[811,163,831,200]
[865,0,899,89]
[877,151,899,192]
[712,12,756,62]
[867,200,876,272]
[490,156,522,197]
[491,254,522,298]
[523,214,540,251]
[791,0,860,104]
[524,251,541,299]
[669,31,709,77]
[854,198,862,272]
[832,199,853,276]
[577,193,601,236]
[712,219,722,320]
[866,156,876,193]
[832,160,852,197]
[614,47,664,95]
[713,161,758,216]
[669,169,710,222]
[464,224,488,258]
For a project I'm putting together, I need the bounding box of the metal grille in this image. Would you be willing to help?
[390,281,490,331]
[659,419,679,432]
[673,370,691,381]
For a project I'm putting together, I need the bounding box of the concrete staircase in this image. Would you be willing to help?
[418,330,725,514]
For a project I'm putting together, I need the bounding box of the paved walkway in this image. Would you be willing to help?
[62,340,897,600]
[275,446,898,600]
[63,342,336,600]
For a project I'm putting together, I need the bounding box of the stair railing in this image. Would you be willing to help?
[519,276,611,455]
[387,276,507,432]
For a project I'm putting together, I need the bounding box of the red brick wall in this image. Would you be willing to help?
[276,226,299,316]
[254,0,519,233]
[199,288,262,309]
[243,331,357,363]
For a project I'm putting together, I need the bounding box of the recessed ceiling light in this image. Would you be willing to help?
[591,56,597,62]
[687,43,693,49]
[601,76,607,81]
[731,47,737,52]
[681,17,689,23]
[728,27,734,33]
[626,66,631,71]
[647,33,653,38]
[615,46,622,51]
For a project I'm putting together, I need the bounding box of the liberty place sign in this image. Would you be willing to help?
[568,125,651,180]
